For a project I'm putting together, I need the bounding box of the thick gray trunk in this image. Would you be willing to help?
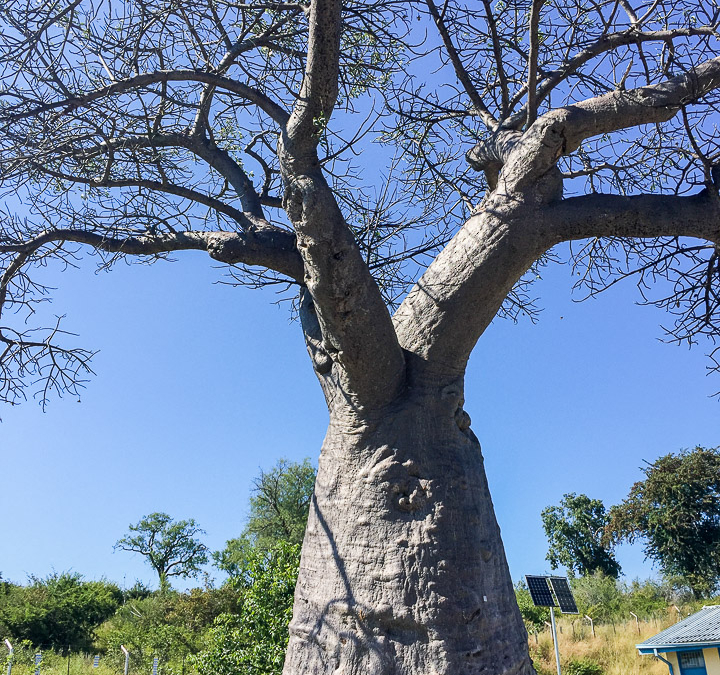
[282,379,535,675]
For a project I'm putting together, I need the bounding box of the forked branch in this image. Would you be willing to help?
[278,0,405,408]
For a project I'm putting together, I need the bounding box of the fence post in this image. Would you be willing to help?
[584,615,595,638]
[121,646,130,675]
[4,639,12,675]
[630,612,640,635]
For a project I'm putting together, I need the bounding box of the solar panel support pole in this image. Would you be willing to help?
[550,610,562,675]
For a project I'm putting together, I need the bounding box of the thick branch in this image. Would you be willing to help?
[283,0,342,165]
[546,190,720,245]
[394,187,720,373]
[0,228,303,281]
[278,0,405,408]
[393,198,546,370]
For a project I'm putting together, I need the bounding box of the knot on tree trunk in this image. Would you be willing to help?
[465,130,522,190]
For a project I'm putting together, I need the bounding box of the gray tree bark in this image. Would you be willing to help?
[283,350,532,674]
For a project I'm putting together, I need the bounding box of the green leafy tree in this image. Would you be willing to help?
[570,572,624,623]
[607,446,720,598]
[0,572,121,653]
[542,493,621,578]
[214,459,315,577]
[247,459,316,549]
[194,542,301,675]
[115,513,209,592]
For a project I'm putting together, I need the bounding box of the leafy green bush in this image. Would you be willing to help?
[193,541,300,675]
[0,573,121,653]
[565,657,603,675]
[570,573,623,623]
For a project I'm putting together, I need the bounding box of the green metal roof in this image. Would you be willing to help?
[637,605,720,654]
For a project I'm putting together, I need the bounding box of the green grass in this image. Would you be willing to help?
[6,654,193,675]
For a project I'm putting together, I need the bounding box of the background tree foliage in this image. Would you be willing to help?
[94,584,241,673]
[0,573,121,654]
[214,459,316,578]
[607,446,720,598]
[542,493,621,578]
[115,513,209,592]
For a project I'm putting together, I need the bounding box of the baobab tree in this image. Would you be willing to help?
[1,0,719,672]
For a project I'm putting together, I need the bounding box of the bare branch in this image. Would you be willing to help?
[0,227,303,280]
[506,26,718,129]
[424,0,498,131]
[502,56,720,193]
[526,0,545,129]
[1,70,290,127]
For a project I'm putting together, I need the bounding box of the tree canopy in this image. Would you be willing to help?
[0,0,718,406]
[115,513,209,591]
[542,493,621,578]
[607,446,720,598]
[214,458,316,578]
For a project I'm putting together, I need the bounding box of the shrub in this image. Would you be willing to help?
[0,573,122,653]
[565,657,604,675]
[193,542,300,675]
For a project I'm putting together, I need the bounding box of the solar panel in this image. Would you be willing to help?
[549,577,579,614]
[525,575,556,607]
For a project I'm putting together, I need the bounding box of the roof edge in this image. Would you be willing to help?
[638,641,720,655]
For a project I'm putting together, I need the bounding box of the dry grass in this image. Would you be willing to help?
[528,616,675,675]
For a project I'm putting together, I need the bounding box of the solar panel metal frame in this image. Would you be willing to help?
[549,576,579,614]
[525,575,556,607]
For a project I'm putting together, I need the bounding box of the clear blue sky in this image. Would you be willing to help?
[1,244,717,591]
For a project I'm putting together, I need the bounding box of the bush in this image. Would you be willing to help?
[193,542,300,675]
[565,657,603,675]
[570,573,623,623]
[0,573,122,653]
